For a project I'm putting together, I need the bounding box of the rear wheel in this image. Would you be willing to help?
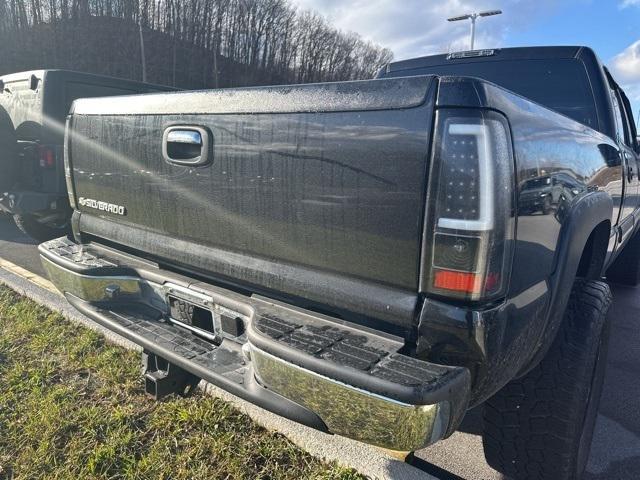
[606,231,640,286]
[13,213,71,243]
[482,279,611,480]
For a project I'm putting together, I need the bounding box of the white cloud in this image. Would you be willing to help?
[611,40,640,109]
[611,40,640,84]
[289,0,561,60]
[620,0,640,8]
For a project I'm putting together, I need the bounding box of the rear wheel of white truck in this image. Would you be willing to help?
[13,213,71,243]
[482,279,611,480]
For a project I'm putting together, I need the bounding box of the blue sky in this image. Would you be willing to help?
[291,0,640,119]
[494,1,639,61]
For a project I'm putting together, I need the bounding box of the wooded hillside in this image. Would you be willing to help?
[0,0,393,88]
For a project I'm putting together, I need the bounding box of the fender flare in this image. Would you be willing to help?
[518,191,613,375]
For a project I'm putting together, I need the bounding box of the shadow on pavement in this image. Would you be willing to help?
[406,455,467,480]
[0,215,37,246]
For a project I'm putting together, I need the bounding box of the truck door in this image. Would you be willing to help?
[618,87,640,230]
[610,85,639,245]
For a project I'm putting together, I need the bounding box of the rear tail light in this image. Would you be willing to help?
[38,145,56,168]
[423,109,515,301]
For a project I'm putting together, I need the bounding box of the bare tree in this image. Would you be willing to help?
[0,0,394,89]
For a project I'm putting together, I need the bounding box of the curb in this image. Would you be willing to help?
[0,261,437,480]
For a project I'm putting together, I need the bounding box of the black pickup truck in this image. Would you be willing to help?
[0,70,171,241]
[40,46,640,480]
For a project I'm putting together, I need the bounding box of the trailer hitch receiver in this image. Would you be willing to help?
[142,350,201,400]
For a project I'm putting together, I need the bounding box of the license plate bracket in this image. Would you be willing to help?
[167,294,220,344]
[163,284,248,343]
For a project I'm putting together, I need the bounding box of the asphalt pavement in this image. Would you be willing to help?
[0,214,638,480]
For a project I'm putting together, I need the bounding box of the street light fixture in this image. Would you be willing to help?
[447,10,502,50]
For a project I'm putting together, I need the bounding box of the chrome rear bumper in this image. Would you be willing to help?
[40,237,470,451]
[251,348,448,450]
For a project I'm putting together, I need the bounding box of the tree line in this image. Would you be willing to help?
[0,0,393,89]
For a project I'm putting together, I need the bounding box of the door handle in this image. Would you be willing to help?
[628,164,634,182]
[162,126,212,166]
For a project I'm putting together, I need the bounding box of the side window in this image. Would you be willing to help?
[618,89,638,150]
[610,88,628,145]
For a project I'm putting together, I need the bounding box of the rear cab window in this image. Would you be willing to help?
[382,58,599,129]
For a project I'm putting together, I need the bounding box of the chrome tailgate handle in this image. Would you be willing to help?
[162,126,212,166]
[167,129,202,145]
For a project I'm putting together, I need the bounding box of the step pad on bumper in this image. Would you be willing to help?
[100,304,246,384]
[254,314,453,387]
[249,308,466,408]
[41,237,122,271]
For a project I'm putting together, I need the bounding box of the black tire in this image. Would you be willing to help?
[606,231,640,286]
[0,107,18,192]
[13,213,71,243]
[482,279,612,480]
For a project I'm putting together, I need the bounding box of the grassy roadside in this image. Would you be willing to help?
[0,285,364,480]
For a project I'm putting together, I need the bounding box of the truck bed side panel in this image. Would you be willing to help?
[436,76,620,294]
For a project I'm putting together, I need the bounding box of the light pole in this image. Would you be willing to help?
[447,10,502,50]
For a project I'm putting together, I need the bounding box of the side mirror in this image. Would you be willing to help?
[0,80,4,92]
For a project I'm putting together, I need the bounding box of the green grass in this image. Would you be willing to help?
[0,285,364,480]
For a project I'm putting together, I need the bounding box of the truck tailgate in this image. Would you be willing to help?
[67,76,435,329]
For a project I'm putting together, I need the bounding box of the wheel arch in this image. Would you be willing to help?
[576,219,611,280]
[518,191,613,375]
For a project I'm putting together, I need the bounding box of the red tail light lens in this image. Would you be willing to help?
[39,145,56,168]
[423,109,515,301]
[433,270,481,293]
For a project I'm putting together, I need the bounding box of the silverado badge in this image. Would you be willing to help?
[78,197,127,216]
